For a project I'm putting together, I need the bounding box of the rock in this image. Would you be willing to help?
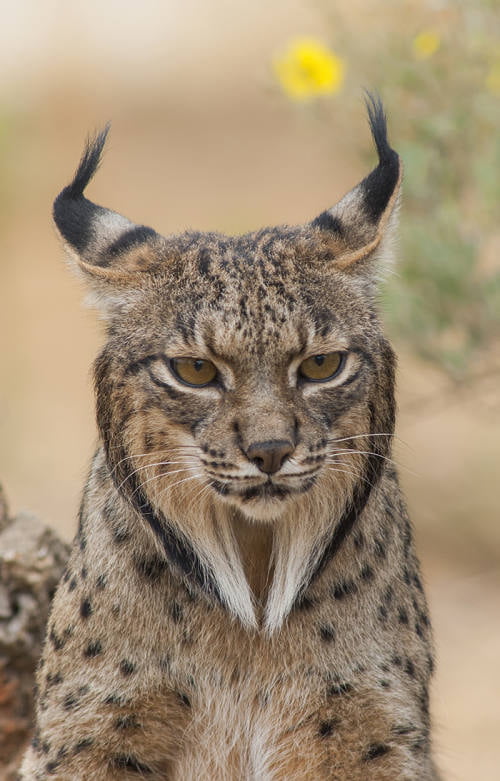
[0,487,70,779]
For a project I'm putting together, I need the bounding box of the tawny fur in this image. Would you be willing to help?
[21,97,437,780]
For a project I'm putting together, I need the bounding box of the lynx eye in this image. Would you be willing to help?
[299,351,345,382]
[170,357,217,387]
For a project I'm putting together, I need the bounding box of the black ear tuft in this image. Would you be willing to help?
[364,92,392,165]
[360,92,400,223]
[53,125,112,256]
[64,124,110,199]
[309,93,402,278]
[53,126,162,287]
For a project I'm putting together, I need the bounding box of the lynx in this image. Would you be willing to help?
[21,96,436,779]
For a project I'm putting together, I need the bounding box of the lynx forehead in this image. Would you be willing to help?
[21,96,437,780]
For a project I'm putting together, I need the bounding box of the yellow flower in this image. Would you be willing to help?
[274,38,345,101]
[485,62,500,95]
[413,30,441,60]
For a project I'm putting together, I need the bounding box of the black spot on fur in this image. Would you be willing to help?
[115,714,141,730]
[63,693,77,710]
[293,594,316,611]
[84,640,103,658]
[68,577,77,591]
[46,671,63,687]
[112,527,130,544]
[327,682,352,697]
[110,755,153,774]
[177,692,191,708]
[319,624,336,642]
[332,580,357,599]
[49,628,65,651]
[74,737,94,753]
[120,659,136,676]
[134,554,168,581]
[96,574,107,590]
[363,742,391,761]
[104,693,128,706]
[318,720,337,738]
[80,599,92,619]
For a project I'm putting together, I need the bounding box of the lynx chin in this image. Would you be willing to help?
[21,95,437,780]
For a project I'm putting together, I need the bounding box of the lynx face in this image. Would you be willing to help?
[99,235,387,525]
[55,96,400,628]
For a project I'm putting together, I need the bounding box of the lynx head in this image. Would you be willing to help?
[54,95,401,631]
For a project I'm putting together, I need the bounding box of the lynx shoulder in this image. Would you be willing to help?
[21,96,437,780]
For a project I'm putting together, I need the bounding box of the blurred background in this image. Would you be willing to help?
[0,0,498,777]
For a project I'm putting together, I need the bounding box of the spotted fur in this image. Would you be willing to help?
[21,95,438,779]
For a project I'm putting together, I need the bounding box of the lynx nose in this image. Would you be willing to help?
[246,440,294,475]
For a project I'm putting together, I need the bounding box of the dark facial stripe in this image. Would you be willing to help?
[124,354,163,376]
[132,488,222,603]
[307,448,382,585]
[105,439,222,606]
[299,348,395,593]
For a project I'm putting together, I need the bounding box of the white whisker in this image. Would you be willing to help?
[324,465,375,488]
[116,459,197,492]
[327,448,417,477]
[155,473,205,499]
[130,467,195,498]
[111,447,200,474]
[327,432,410,448]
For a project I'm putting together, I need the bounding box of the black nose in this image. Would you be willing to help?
[246,440,294,475]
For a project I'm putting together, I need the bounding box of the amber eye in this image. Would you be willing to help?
[299,352,345,382]
[170,357,218,387]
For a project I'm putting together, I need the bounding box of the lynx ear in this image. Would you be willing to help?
[53,126,164,294]
[311,94,402,278]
